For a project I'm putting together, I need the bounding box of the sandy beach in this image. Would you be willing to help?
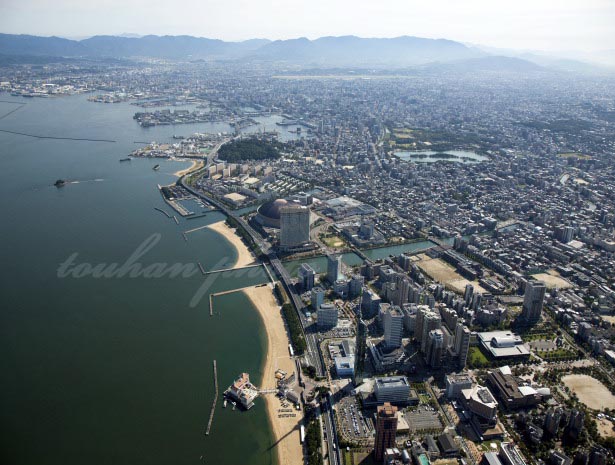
[206,220,255,268]
[243,285,303,465]
[174,159,204,177]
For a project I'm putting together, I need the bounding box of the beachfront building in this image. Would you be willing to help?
[279,205,310,251]
[225,373,259,410]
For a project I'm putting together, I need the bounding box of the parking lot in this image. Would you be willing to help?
[336,397,374,440]
[405,406,443,433]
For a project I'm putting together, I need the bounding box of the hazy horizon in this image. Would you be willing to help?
[1,0,614,53]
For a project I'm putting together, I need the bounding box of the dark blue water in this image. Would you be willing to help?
[0,94,275,465]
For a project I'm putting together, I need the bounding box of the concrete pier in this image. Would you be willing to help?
[201,263,262,276]
[205,360,218,436]
[208,284,263,316]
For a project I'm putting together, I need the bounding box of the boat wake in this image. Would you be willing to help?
[70,179,105,184]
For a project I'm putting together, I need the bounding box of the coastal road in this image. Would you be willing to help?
[322,395,341,465]
[268,254,325,376]
[179,151,336,458]
[178,177,325,377]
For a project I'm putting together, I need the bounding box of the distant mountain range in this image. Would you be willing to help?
[249,35,482,66]
[0,33,610,72]
[0,34,270,60]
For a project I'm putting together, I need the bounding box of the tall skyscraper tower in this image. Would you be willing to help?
[298,263,316,291]
[544,408,563,437]
[455,323,471,368]
[311,287,325,310]
[374,402,398,462]
[317,303,338,329]
[326,253,343,283]
[349,274,364,299]
[383,306,404,349]
[392,276,411,306]
[520,280,547,324]
[464,284,474,306]
[420,311,442,354]
[426,329,444,368]
[354,318,368,386]
[279,205,310,251]
[566,409,585,441]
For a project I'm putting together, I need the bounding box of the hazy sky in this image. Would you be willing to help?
[1,0,613,52]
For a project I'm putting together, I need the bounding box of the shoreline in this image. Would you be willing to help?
[243,285,303,465]
[206,220,255,268]
[173,159,204,177]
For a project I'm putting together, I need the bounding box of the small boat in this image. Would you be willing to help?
[153,164,160,171]
[119,157,131,162]
[223,399,227,408]
[54,179,66,187]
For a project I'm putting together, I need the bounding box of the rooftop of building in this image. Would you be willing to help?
[446,373,474,384]
[375,376,410,389]
[258,198,290,220]
[477,330,530,358]
[377,402,398,416]
[462,385,498,408]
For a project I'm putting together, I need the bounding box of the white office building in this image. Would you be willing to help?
[374,376,411,404]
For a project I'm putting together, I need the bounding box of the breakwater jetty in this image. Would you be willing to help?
[208,283,263,316]
[205,360,218,436]
[0,128,116,142]
[154,207,172,218]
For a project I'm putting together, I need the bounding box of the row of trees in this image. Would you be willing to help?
[282,302,307,355]
[306,419,323,465]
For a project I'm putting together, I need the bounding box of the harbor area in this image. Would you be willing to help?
[158,184,216,217]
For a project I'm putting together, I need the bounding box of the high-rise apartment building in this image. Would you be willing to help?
[383,306,404,349]
[326,253,343,283]
[520,280,546,324]
[298,263,315,291]
[374,402,398,462]
[279,205,310,251]
[455,323,471,368]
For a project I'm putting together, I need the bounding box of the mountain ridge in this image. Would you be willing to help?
[0,33,480,65]
[0,33,606,72]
